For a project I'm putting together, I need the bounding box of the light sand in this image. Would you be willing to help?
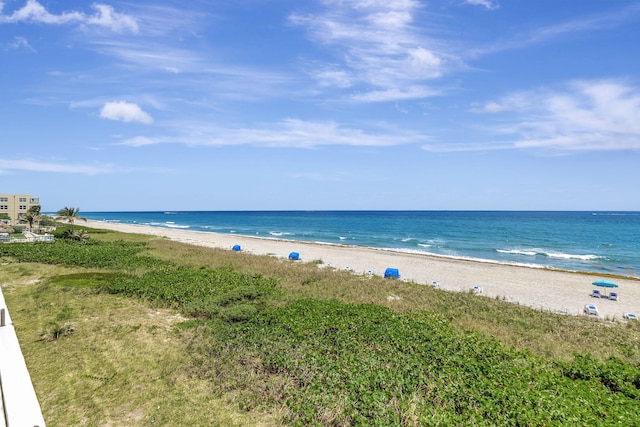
[82,220,640,320]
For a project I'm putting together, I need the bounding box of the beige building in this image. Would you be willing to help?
[0,194,40,226]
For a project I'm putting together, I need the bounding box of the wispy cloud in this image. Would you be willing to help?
[290,0,454,102]
[4,35,34,52]
[471,3,640,56]
[527,4,640,44]
[0,0,138,33]
[454,79,640,152]
[118,118,426,149]
[465,0,499,10]
[100,101,154,124]
[0,158,113,175]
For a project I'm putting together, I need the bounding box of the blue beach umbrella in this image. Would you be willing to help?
[592,279,618,297]
[592,279,619,288]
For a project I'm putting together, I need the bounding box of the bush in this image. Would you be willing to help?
[221,300,640,426]
[105,267,276,322]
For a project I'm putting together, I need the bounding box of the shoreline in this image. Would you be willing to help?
[81,220,640,320]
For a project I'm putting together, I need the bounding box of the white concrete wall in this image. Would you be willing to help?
[0,288,47,427]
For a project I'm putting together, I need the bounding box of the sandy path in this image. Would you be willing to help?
[82,220,640,320]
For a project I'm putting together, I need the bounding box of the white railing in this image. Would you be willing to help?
[0,289,47,427]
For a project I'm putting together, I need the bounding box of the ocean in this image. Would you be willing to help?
[81,211,640,278]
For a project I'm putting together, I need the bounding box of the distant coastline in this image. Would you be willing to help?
[80,210,640,279]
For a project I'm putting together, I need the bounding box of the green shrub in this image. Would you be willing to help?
[0,239,163,270]
[219,299,640,426]
[220,303,258,322]
[105,267,276,322]
[40,321,75,342]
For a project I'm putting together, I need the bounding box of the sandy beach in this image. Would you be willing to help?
[82,220,640,320]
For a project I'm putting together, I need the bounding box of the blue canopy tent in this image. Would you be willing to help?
[384,268,400,279]
[232,244,241,252]
[288,252,300,260]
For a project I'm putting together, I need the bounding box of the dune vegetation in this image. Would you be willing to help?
[1,226,639,426]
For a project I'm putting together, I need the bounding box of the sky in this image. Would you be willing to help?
[1,0,639,212]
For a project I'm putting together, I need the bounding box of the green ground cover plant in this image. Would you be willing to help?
[1,229,640,426]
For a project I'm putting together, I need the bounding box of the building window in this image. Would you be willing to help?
[19,198,27,202]
[0,197,7,202]
[19,205,27,210]
[0,205,7,210]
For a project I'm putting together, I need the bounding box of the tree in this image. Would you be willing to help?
[56,207,86,234]
[21,205,41,230]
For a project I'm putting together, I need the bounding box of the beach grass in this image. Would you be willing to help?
[145,236,640,362]
[3,265,283,426]
[2,227,640,425]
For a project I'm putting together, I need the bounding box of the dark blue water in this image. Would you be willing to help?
[81,211,640,278]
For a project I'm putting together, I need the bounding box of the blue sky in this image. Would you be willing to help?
[1,0,639,212]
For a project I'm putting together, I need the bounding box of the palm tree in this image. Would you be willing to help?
[56,207,86,234]
[21,205,41,230]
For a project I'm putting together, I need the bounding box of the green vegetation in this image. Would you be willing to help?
[21,204,42,229]
[1,229,640,426]
[55,206,87,239]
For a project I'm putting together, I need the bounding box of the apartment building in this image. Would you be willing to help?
[0,194,40,226]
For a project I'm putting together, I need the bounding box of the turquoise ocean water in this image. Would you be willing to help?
[81,211,640,278]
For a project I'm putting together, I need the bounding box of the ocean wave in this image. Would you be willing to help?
[269,231,291,237]
[496,249,538,256]
[545,252,602,261]
[379,247,547,269]
[496,248,603,261]
[417,243,432,248]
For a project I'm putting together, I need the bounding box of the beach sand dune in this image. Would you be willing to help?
[83,220,640,320]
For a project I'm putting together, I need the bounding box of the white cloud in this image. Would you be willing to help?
[4,36,34,52]
[100,101,153,124]
[120,118,425,149]
[0,1,138,33]
[471,4,640,56]
[470,102,510,113]
[465,0,499,10]
[84,4,138,33]
[119,136,156,147]
[196,118,416,148]
[350,86,441,102]
[0,158,112,175]
[290,0,451,102]
[470,79,640,151]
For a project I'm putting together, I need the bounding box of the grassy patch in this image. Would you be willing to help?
[3,228,640,426]
[5,281,283,426]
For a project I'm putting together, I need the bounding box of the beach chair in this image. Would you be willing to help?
[583,304,599,316]
[609,292,618,301]
[591,289,602,298]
